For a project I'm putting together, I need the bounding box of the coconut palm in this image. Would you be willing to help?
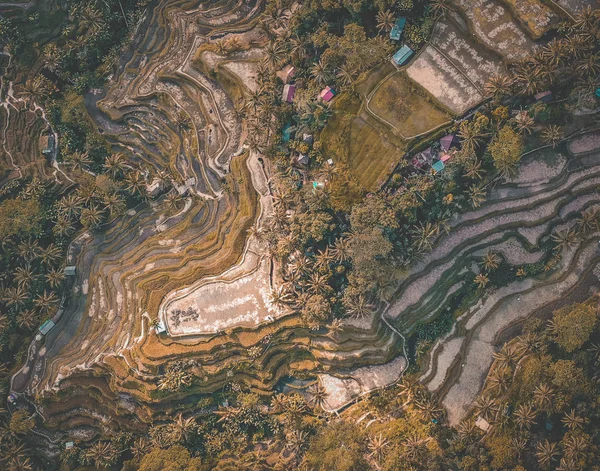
[411,222,440,252]
[458,121,486,153]
[169,413,196,443]
[456,419,478,441]
[430,0,451,18]
[14,265,37,289]
[214,405,240,423]
[331,237,351,263]
[78,5,105,36]
[311,60,331,86]
[3,286,28,310]
[474,273,489,289]
[413,395,443,421]
[158,369,193,392]
[475,395,498,421]
[54,215,75,238]
[57,193,83,219]
[17,310,38,331]
[45,268,65,289]
[577,52,600,77]
[535,439,559,468]
[562,434,588,462]
[18,239,40,262]
[103,153,127,179]
[265,41,285,68]
[376,10,395,33]
[290,35,308,61]
[514,111,536,134]
[85,441,119,469]
[315,247,335,270]
[68,151,92,172]
[289,255,312,276]
[18,76,50,104]
[493,344,519,368]
[556,457,578,471]
[514,403,537,430]
[487,366,511,393]
[575,206,599,235]
[541,125,563,148]
[464,159,485,180]
[562,409,585,430]
[307,272,331,296]
[467,184,486,208]
[7,457,33,471]
[532,383,554,409]
[307,383,328,409]
[285,429,308,456]
[165,191,184,211]
[551,228,578,253]
[344,295,373,319]
[402,434,430,461]
[130,437,150,461]
[40,244,62,267]
[336,67,356,88]
[480,251,501,272]
[367,433,389,462]
[103,192,126,218]
[514,64,545,96]
[125,171,147,199]
[80,205,105,230]
[34,290,59,315]
[484,73,513,99]
[269,286,292,309]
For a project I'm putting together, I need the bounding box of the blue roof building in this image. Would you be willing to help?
[390,17,407,41]
[392,45,414,66]
[432,160,445,173]
[39,319,56,336]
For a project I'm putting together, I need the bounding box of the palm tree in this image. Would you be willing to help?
[14,265,37,289]
[487,366,511,393]
[7,457,33,471]
[411,222,440,252]
[484,74,513,99]
[514,111,536,134]
[40,244,62,267]
[458,121,486,153]
[315,247,335,270]
[533,383,554,410]
[289,255,312,276]
[285,429,308,456]
[402,434,430,462]
[3,287,28,310]
[514,64,545,96]
[493,345,518,368]
[130,437,150,461]
[474,273,489,289]
[125,171,147,199]
[467,184,486,208]
[307,383,329,409]
[551,228,578,253]
[80,205,105,230]
[269,286,292,309]
[19,76,50,104]
[165,191,184,211]
[307,272,331,296]
[376,10,395,33]
[17,310,38,331]
[331,237,351,263]
[475,395,498,421]
[464,158,485,180]
[34,291,59,315]
[577,53,600,77]
[103,153,127,179]
[18,239,40,262]
[575,207,600,235]
[290,35,308,61]
[336,67,356,88]
[265,41,285,68]
[556,457,578,471]
[78,5,105,36]
[367,433,389,462]
[456,419,478,441]
[480,251,501,272]
[85,441,119,469]
[311,60,331,86]
[344,295,373,319]
[562,434,588,463]
[68,151,92,172]
[536,439,559,469]
[103,192,126,218]
[53,215,75,238]
[541,125,563,148]
[57,193,83,219]
[158,369,193,392]
[514,403,537,430]
[430,0,452,18]
[169,413,196,443]
[562,409,585,430]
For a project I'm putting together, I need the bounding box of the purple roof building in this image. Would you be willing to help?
[282,84,296,103]
[319,86,335,102]
[440,134,460,152]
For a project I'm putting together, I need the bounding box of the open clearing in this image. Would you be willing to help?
[369,72,453,136]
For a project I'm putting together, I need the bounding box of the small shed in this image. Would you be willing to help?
[319,86,335,103]
[65,442,74,450]
[297,153,309,166]
[64,266,76,276]
[475,416,491,432]
[40,134,54,155]
[390,17,407,41]
[440,134,460,152]
[440,153,452,164]
[432,160,445,173]
[155,320,167,335]
[277,65,296,84]
[39,319,56,336]
[392,45,414,66]
[282,84,296,103]
[534,90,553,103]
[302,133,314,145]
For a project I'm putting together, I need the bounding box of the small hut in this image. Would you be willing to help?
[390,17,407,41]
[392,45,414,66]
[319,86,335,102]
[282,84,296,103]
[277,65,296,84]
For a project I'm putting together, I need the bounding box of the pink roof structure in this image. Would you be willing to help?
[319,86,335,102]
[282,84,296,103]
[441,153,452,163]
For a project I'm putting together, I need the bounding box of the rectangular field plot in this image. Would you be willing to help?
[406,47,484,115]
[499,0,559,38]
[453,0,537,61]
[431,19,502,89]
[369,72,453,137]
[555,0,597,15]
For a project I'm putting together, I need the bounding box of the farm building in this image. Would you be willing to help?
[319,86,335,102]
[390,17,406,41]
[282,84,296,103]
[277,65,295,84]
[39,133,55,155]
[440,134,460,152]
[392,45,414,66]
[432,160,445,173]
[534,90,553,103]
[39,319,56,336]
[64,266,76,276]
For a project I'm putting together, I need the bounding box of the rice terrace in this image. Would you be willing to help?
[0,0,600,470]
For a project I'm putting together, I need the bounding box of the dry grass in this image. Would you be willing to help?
[369,71,453,136]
